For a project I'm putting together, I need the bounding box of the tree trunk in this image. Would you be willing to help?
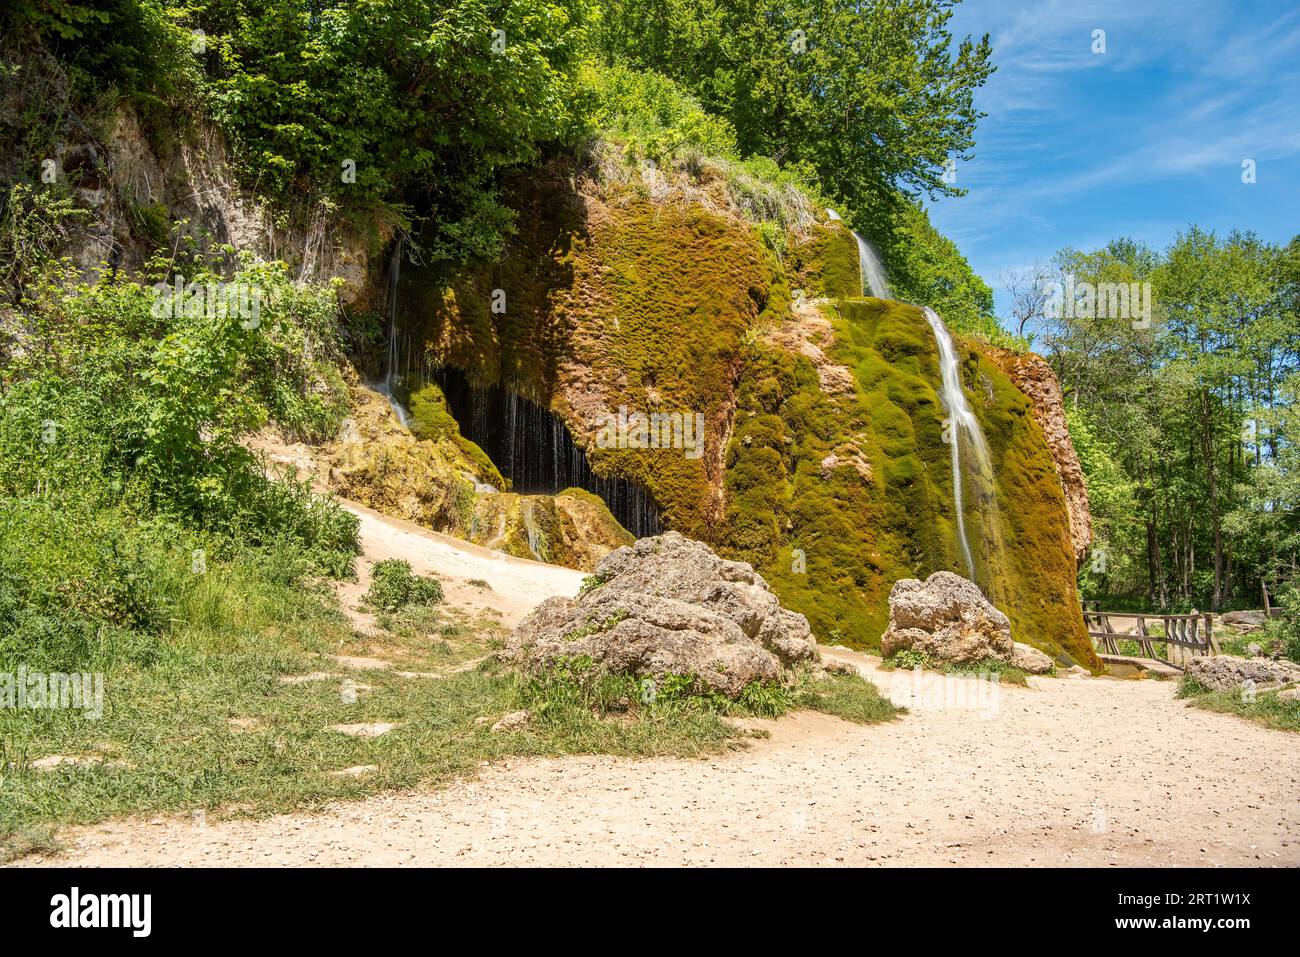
[1199,391,1224,611]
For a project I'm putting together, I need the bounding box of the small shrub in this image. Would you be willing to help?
[1176,673,1212,699]
[890,648,931,671]
[363,559,444,612]
[577,571,610,597]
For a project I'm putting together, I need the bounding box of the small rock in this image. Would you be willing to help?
[327,765,378,778]
[31,754,102,770]
[490,710,532,733]
[279,671,338,684]
[1010,642,1055,675]
[329,722,397,738]
[1186,655,1300,692]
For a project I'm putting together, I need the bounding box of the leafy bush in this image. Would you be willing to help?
[363,560,444,612]
[1,258,358,574]
[889,648,931,671]
[1261,586,1300,663]
[583,60,738,163]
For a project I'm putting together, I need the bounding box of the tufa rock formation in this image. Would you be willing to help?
[508,531,819,697]
[395,152,1098,667]
[881,572,1054,674]
[982,346,1092,565]
[1186,655,1300,692]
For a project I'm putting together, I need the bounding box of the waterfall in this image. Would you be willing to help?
[922,306,991,580]
[827,207,891,299]
[852,231,892,300]
[433,368,664,537]
[826,208,991,579]
[375,239,410,427]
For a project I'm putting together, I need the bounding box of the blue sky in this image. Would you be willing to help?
[927,0,1300,319]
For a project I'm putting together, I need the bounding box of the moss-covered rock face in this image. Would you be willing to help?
[399,158,778,539]
[720,297,1095,666]
[325,384,629,571]
[388,154,1095,666]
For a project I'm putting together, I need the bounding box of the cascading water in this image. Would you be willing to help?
[433,367,664,537]
[827,208,891,299]
[922,306,991,580]
[375,240,410,427]
[852,232,892,300]
[828,209,991,579]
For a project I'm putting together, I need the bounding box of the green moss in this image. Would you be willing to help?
[405,379,505,489]
[791,222,860,299]
[967,344,1096,667]
[717,297,1097,667]
[404,164,770,540]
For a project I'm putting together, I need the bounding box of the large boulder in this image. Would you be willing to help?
[1186,654,1300,692]
[880,572,1053,674]
[507,531,818,697]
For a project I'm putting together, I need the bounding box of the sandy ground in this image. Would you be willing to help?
[19,650,1300,867]
[335,499,586,632]
[15,491,1299,868]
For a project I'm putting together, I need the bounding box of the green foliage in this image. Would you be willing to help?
[583,60,738,162]
[1261,586,1300,663]
[1068,405,1141,595]
[363,559,444,613]
[0,184,91,301]
[577,571,611,597]
[1038,229,1299,612]
[1175,673,1212,698]
[597,0,993,211]
[4,0,197,102]
[889,648,931,671]
[181,0,590,259]
[0,258,359,576]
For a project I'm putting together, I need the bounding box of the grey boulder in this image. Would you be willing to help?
[507,531,818,697]
[1186,654,1300,692]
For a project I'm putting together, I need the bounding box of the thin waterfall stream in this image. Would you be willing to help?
[375,239,410,427]
[922,306,991,580]
[833,209,991,579]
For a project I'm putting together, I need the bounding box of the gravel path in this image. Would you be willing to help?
[20,652,1299,867]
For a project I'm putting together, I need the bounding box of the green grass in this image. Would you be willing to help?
[794,671,902,723]
[1176,675,1300,733]
[880,652,1031,687]
[0,562,898,862]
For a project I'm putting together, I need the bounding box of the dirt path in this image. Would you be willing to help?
[21,651,1299,867]
[15,489,1299,867]
[336,499,586,630]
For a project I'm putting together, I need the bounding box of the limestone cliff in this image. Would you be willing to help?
[981,346,1092,565]
[388,149,1099,668]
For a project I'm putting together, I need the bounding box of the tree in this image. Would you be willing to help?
[1002,263,1053,340]
[596,0,994,216]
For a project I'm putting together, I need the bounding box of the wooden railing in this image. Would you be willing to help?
[1082,606,1218,667]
